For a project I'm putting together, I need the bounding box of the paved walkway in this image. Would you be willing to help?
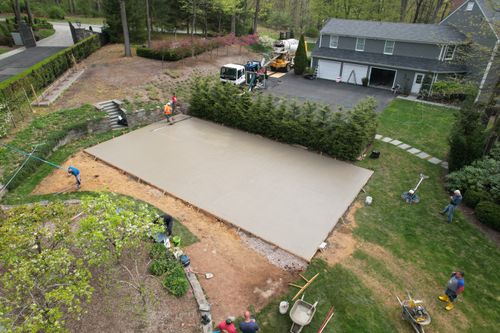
[375,134,448,169]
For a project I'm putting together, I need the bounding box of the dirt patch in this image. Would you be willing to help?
[459,205,500,247]
[67,247,200,333]
[41,44,258,112]
[317,201,361,265]
[33,151,295,323]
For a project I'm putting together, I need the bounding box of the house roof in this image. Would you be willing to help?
[320,18,466,44]
[474,0,500,38]
[312,46,467,73]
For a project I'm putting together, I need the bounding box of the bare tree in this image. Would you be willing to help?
[412,0,424,23]
[119,0,132,57]
[12,0,21,26]
[25,0,34,26]
[399,0,408,21]
[252,0,260,34]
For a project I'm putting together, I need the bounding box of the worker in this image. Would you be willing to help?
[441,190,462,223]
[162,213,174,237]
[216,318,237,333]
[67,166,81,189]
[171,93,177,112]
[438,271,464,311]
[164,101,174,124]
[239,310,259,333]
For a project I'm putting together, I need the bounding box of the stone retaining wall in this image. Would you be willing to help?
[126,102,189,128]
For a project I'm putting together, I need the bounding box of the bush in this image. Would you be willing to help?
[162,265,189,297]
[431,80,478,102]
[149,259,173,276]
[48,6,65,19]
[463,189,490,208]
[189,78,378,160]
[149,243,167,260]
[305,26,319,38]
[475,201,500,231]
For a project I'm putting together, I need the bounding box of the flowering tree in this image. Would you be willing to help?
[76,193,162,265]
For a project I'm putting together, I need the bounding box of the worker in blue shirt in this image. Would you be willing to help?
[67,166,81,189]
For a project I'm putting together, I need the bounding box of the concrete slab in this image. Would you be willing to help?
[86,118,373,260]
[390,139,402,146]
[428,157,442,165]
[398,143,411,150]
[408,147,421,154]
[382,137,393,142]
[416,151,430,159]
[441,161,449,169]
[375,134,383,140]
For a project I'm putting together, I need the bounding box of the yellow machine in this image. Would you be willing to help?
[270,38,300,72]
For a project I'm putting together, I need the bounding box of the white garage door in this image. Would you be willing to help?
[341,63,368,85]
[317,59,341,81]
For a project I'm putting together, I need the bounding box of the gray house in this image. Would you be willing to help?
[311,0,499,102]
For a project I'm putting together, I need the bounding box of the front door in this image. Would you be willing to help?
[411,73,425,94]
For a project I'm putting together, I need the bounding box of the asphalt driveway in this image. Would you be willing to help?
[265,73,394,112]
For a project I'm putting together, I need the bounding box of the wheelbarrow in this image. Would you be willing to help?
[397,292,431,333]
[289,295,318,333]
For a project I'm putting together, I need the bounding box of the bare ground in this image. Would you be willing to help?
[41,44,257,112]
[33,152,295,324]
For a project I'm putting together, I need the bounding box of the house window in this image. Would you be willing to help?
[444,45,456,60]
[384,40,395,55]
[466,1,474,11]
[355,38,365,51]
[329,36,339,48]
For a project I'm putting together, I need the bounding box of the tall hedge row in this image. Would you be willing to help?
[0,34,101,137]
[189,78,378,160]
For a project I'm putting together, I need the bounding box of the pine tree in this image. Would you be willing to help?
[294,34,308,75]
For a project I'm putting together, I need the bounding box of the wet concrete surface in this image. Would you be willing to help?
[86,118,373,260]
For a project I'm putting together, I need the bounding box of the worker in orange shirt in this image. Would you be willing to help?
[164,101,174,124]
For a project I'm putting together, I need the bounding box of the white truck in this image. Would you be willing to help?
[220,64,246,85]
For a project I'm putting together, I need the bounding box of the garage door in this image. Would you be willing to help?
[341,63,368,85]
[317,59,341,81]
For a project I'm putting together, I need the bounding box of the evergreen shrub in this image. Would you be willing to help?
[189,78,378,160]
[48,6,65,19]
[162,265,189,297]
[294,34,307,75]
[463,189,490,208]
[475,201,500,231]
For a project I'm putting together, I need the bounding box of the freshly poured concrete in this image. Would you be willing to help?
[86,118,373,260]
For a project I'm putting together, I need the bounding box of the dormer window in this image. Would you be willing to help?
[355,38,365,51]
[466,1,474,11]
[444,45,456,60]
[329,36,339,48]
[384,40,395,55]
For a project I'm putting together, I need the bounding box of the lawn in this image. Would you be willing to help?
[257,102,499,332]
[0,46,11,54]
[377,99,457,159]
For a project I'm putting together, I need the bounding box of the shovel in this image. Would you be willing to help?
[189,268,214,279]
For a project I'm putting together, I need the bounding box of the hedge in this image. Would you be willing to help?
[0,34,101,137]
[137,39,222,61]
[189,78,378,161]
[463,189,490,209]
[475,201,500,231]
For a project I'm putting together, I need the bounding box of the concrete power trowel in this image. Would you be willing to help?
[402,173,429,204]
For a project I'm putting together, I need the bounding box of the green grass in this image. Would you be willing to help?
[36,28,55,40]
[257,260,398,332]
[377,99,457,159]
[0,46,12,54]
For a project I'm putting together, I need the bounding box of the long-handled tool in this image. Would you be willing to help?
[402,173,429,204]
[317,306,335,333]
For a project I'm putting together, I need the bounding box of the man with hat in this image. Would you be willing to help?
[438,271,465,311]
[441,189,462,223]
[216,317,237,333]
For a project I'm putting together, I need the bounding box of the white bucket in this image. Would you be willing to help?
[279,301,289,314]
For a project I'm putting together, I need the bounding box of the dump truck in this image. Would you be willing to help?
[220,60,267,91]
[269,38,299,72]
[220,63,246,85]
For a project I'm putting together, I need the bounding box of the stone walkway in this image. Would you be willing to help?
[375,134,448,169]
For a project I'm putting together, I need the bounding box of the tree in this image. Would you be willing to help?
[448,101,488,171]
[145,0,152,47]
[120,0,132,56]
[0,202,92,332]
[12,0,21,26]
[25,0,34,26]
[294,34,308,75]
[252,0,260,34]
[76,193,162,265]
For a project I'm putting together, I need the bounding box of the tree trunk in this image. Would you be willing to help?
[439,1,450,21]
[400,0,408,21]
[70,0,76,14]
[218,11,222,34]
[412,0,424,23]
[231,12,236,35]
[25,0,34,26]
[191,0,197,38]
[119,0,132,57]
[12,0,22,26]
[96,0,102,14]
[145,0,152,48]
[253,0,260,34]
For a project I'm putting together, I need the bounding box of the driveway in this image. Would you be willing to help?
[265,73,394,112]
